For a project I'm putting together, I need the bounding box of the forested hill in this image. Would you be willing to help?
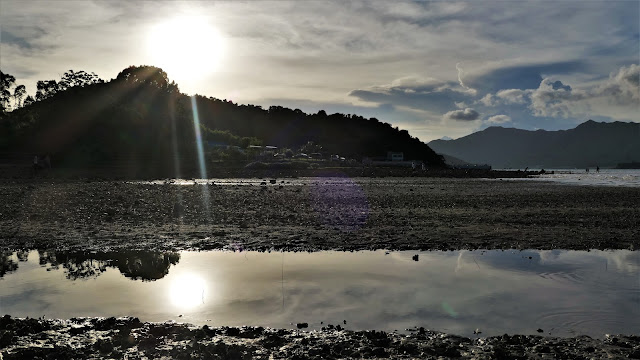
[0,66,445,173]
[428,120,640,168]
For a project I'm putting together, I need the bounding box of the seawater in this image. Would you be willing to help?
[1,250,638,338]
[499,169,640,187]
[135,169,640,188]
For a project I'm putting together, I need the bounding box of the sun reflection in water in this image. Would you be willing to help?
[169,273,207,309]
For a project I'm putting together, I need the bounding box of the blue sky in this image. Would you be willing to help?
[1,0,638,141]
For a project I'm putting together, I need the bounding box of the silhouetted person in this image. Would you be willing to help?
[586,168,589,173]
[596,166,600,173]
[32,155,41,176]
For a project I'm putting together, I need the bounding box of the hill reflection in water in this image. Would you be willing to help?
[1,250,180,281]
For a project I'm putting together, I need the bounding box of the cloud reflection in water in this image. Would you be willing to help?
[0,249,637,338]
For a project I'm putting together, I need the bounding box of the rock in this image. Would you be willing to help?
[371,347,387,357]
[296,323,308,329]
[0,330,15,347]
[412,254,419,261]
[225,327,241,336]
[628,348,640,359]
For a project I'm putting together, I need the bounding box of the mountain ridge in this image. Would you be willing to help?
[429,121,640,168]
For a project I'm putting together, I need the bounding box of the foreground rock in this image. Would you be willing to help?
[1,316,638,359]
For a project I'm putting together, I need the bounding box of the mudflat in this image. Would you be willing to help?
[1,176,638,252]
[2,175,640,359]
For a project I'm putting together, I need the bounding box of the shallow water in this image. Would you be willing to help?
[1,249,638,338]
[503,169,640,187]
[136,169,640,187]
[136,177,370,187]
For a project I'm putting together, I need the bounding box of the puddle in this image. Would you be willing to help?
[1,249,638,338]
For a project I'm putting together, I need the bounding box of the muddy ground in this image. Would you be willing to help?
[0,174,638,252]
[1,171,639,359]
[1,316,639,359]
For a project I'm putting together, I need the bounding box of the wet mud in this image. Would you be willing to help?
[0,177,638,252]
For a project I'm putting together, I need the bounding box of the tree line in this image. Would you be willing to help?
[1,65,445,175]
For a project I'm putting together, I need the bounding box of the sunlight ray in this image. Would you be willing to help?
[191,96,211,214]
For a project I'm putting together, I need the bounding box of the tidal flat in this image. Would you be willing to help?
[1,177,638,252]
[1,176,639,359]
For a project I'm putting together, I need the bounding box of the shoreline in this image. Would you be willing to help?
[1,163,543,181]
[1,316,638,359]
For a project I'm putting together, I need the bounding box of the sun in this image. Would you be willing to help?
[169,273,207,309]
[147,16,225,83]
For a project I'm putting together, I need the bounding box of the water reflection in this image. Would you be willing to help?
[0,250,637,338]
[0,250,29,278]
[35,250,180,281]
[0,251,19,278]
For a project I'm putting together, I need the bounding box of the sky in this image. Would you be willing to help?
[1,0,638,142]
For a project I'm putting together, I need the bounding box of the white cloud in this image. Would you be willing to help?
[349,73,474,114]
[487,115,511,124]
[454,101,467,109]
[443,108,480,121]
[529,64,639,120]
[496,89,530,104]
[478,93,497,106]
[456,62,477,96]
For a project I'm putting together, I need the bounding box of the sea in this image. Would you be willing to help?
[500,169,640,187]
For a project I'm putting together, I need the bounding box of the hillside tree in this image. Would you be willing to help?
[13,85,26,108]
[1,71,17,113]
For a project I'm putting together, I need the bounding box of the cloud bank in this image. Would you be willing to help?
[1,0,637,142]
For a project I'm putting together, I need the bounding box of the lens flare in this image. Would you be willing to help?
[442,302,459,318]
[191,96,207,179]
[191,96,211,215]
[309,172,369,232]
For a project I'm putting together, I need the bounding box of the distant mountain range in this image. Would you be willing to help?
[428,120,640,169]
